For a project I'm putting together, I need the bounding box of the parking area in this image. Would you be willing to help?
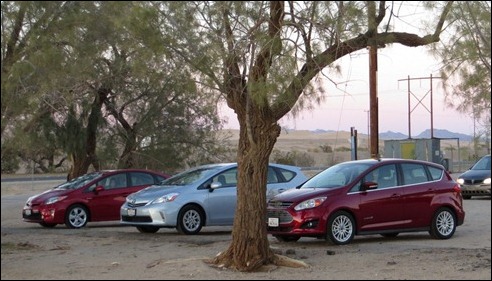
[1,179,490,280]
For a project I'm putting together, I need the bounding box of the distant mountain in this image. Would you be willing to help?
[379,131,408,140]
[416,129,473,141]
[378,129,473,141]
[310,128,473,141]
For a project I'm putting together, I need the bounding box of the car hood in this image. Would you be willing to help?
[270,187,332,203]
[459,169,491,180]
[127,184,183,202]
[27,189,72,205]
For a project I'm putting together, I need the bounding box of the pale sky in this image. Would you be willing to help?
[219,4,476,136]
[219,44,475,136]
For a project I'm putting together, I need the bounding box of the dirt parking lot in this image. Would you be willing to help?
[1,179,491,280]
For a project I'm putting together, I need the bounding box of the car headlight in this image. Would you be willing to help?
[151,193,180,204]
[294,197,326,211]
[45,196,67,205]
[126,195,135,203]
[456,178,464,185]
[484,178,491,184]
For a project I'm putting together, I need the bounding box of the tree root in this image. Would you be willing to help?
[271,253,309,268]
[204,253,309,273]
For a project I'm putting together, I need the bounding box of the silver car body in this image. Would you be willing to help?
[120,163,307,233]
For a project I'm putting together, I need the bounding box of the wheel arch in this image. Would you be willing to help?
[324,207,359,234]
[65,202,92,222]
[179,203,207,226]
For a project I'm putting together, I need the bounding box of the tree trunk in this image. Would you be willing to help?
[66,89,107,180]
[117,127,138,169]
[67,153,92,181]
[209,117,280,271]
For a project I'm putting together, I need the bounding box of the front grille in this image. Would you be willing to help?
[121,215,152,223]
[266,209,293,223]
[23,213,42,220]
[267,226,293,232]
[462,189,491,195]
[127,202,147,208]
[268,201,293,208]
[464,179,484,185]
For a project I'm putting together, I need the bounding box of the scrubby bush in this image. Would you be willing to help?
[271,150,315,167]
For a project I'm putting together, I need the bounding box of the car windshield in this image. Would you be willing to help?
[302,162,372,189]
[159,166,222,186]
[54,172,102,190]
[471,155,491,170]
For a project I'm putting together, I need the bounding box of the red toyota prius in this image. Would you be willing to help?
[22,169,169,228]
[267,158,465,244]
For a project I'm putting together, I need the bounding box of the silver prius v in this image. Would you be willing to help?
[120,163,307,234]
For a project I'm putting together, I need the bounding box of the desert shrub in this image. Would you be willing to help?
[271,150,315,167]
[319,145,333,153]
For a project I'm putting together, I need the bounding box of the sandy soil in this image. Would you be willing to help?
[1,179,490,280]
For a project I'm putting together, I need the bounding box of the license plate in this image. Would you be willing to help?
[127,209,136,216]
[24,209,31,216]
[268,217,279,227]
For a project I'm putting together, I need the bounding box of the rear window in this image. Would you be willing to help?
[427,166,443,181]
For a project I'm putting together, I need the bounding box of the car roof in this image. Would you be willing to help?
[97,169,169,177]
[192,162,302,170]
[340,158,444,168]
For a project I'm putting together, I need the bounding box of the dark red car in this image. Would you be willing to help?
[267,158,465,245]
[22,169,169,228]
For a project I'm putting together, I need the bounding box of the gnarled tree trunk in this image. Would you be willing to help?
[210,114,280,271]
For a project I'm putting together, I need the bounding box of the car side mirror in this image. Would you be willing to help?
[94,185,105,194]
[210,182,222,192]
[361,181,378,191]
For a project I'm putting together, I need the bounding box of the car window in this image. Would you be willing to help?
[212,168,238,187]
[130,172,155,186]
[55,172,101,190]
[303,162,371,189]
[267,167,279,183]
[472,155,491,170]
[401,163,429,185]
[101,174,128,190]
[365,164,397,189]
[163,167,218,185]
[427,166,443,181]
[276,167,296,182]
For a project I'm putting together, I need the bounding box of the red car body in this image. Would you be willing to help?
[22,169,169,228]
[267,158,465,244]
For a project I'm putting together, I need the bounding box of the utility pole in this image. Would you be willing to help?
[369,45,378,158]
[365,110,370,151]
[368,3,379,159]
[398,75,442,138]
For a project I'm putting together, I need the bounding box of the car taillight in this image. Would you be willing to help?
[452,184,461,193]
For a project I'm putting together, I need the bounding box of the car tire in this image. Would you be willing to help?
[39,222,57,228]
[462,195,471,199]
[136,226,159,233]
[274,235,301,242]
[176,205,204,235]
[65,204,89,228]
[430,207,456,239]
[325,210,355,245]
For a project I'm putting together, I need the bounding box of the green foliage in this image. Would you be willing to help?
[0,145,20,173]
[1,1,227,174]
[431,1,491,137]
